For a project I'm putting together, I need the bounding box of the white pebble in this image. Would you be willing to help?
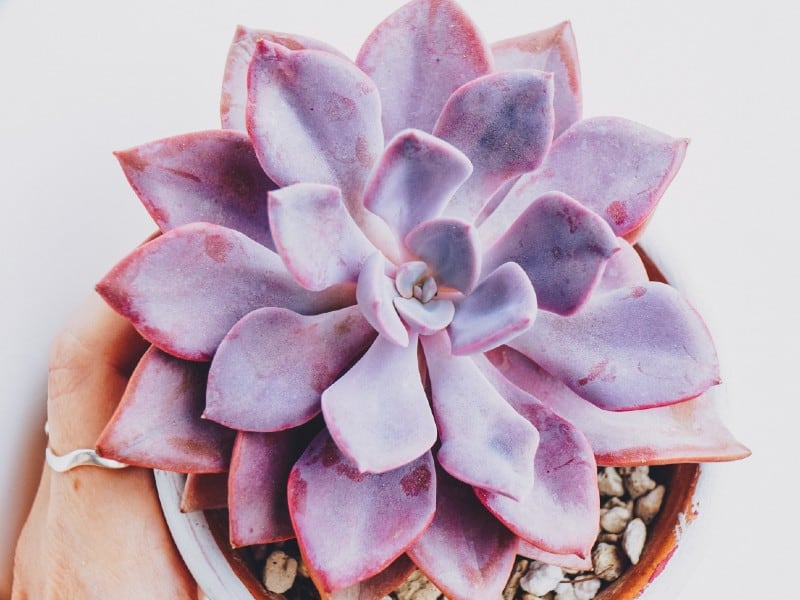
[592,543,625,582]
[262,550,298,594]
[623,466,657,499]
[520,561,564,596]
[555,581,579,600]
[597,467,625,497]
[574,577,602,600]
[600,505,632,534]
[623,518,647,564]
[635,484,665,524]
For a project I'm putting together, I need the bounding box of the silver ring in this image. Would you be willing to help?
[44,421,129,472]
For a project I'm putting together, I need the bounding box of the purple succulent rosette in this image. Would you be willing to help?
[95,1,750,597]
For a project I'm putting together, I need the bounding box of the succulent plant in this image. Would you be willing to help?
[94,0,750,597]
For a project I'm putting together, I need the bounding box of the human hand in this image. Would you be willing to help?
[12,293,200,599]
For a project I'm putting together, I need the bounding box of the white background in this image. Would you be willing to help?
[0,1,796,597]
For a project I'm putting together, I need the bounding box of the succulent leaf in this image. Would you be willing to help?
[448,262,537,355]
[356,0,493,139]
[205,306,375,432]
[363,129,473,241]
[474,355,599,557]
[517,539,593,571]
[268,184,378,291]
[180,473,229,512]
[594,238,649,294]
[408,469,518,600]
[509,282,721,411]
[228,426,319,547]
[321,333,437,473]
[492,22,582,138]
[393,297,455,336]
[482,191,619,315]
[434,71,555,222]
[96,223,353,361]
[288,431,436,593]
[247,41,383,208]
[355,253,409,347]
[221,25,347,130]
[115,130,277,250]
[404,218,481,294]
[487,346,751,464]
[96,347,234,472]
[480,116,688,243]
[421,332,539,500]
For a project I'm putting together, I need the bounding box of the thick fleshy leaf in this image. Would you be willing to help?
[321,333,436,473]
[356,0,493,138]
[356,253,409,347]
[408,470,518,599]
[228,427,318,547]
[487,346,751,464]
[393,297,455,336]
[115,130,277,249]
[405,218,481,293]
[96,348,234,472]
[247,41,383,207]
[394,261,429,298]
[475,355,599,557]
[221,25,347,130]
[492,22,582,138]
[288,431,436,592]
[421,332,538,500]
[509,282,721,411]
[268,184,377,291]
[480,116,688,243]
[363,129,473,241]
[448,262,537,355]
[206,306,375,432]
[180,473,229,512]
[482,192,619,315]
[517,539,593,571]
[96,223,352,361]
[328,555,416,600]
[594,238,649,294]
[434,71,555,222]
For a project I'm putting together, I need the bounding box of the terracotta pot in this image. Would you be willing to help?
[154,245,710,599]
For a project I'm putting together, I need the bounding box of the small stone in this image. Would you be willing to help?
[591,543,625,582]
[635,484,665,524]
[597,467,625,497]
[600,505,632,534]
[503,558,530,600]
[623,466,657,499]
[262,550,298,594]
[573,577,602,600]
[395,569,441,600]
[520,561,564,596]
[554,581,578,600]
[623,518,647,565]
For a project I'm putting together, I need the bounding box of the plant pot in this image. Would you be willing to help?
[154,244,716,600]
